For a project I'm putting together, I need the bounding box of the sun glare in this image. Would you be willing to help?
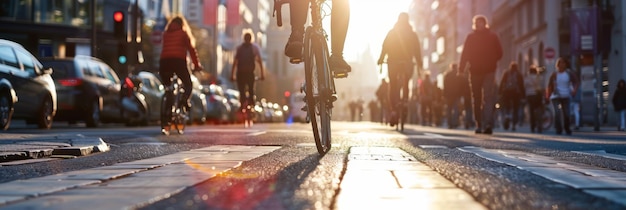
[343,0,413,62]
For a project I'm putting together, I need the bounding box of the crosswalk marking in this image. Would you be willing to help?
[459,146,626,206]
[0,145,280,210]
[335,147,487,210]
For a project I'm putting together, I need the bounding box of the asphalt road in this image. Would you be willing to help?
[1,121,626,209]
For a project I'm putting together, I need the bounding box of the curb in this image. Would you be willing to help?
[0,135,110,163]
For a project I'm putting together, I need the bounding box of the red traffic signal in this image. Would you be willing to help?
[284,91,291,98]
[113,11,124,23]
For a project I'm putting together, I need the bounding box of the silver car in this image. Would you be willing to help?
[0,39,57,130]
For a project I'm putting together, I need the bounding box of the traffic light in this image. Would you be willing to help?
[113,11,125,41]
[117,42,127,64]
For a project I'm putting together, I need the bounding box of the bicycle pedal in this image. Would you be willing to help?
[289,57,303,64]
[333,72,348,79]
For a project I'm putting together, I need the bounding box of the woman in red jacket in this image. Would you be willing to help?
[159,16,202,134]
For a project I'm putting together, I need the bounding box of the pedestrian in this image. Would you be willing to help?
[524,65,546,133]
[546,57,579,135]
[499,62,525,131]
[231,32,266,112]
[419,72,434,126]
[444,63,461,129]
[376,79,389,124]
[612,79,626,131]
[458,15,503,135]
[377,12,423,127]
[159,16,203,135]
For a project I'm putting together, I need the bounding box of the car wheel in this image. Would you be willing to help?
[36,96,54,129]
[0,93,13,130]
[86,99,101,128]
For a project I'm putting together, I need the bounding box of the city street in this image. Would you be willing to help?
[1,121,626,209]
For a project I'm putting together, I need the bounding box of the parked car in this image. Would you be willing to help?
[224,89,242,123]
[40,56,129,127]
[134,71,207,125]
[201,84,231,124]
[0,39,57,130]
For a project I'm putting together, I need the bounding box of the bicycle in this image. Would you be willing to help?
[274,0,337,155]
[238,77,260,128]
[380,62,413,132]
[161,73,188,135]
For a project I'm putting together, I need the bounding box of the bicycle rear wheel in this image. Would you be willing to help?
[304,27,331,155]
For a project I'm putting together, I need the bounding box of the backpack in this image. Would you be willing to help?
[503,72,519,93]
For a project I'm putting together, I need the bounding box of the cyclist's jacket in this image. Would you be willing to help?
[160,23,200,68]
[379,22,422,66]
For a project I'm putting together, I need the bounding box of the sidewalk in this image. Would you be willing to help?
[0,134,109,164]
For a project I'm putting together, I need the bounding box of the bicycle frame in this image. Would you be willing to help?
[274,0,336,155]
[161,73,187,135]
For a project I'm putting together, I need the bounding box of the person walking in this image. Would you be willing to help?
[419,73,435,126]
[443,63,461,129]
[458,15,503,134]
[231,33,266,112]
[546,57,579,135]
[159,16,203,135]
[612,79,626,131]
[499,62,525,131]
[524,65,546,133]
[377,12,423,126]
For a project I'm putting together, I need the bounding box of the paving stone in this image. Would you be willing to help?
[335,188,487,210]
[35,169,139,181]
[393,171,458,189]
[0,187,183,210]
[0,179,100,197]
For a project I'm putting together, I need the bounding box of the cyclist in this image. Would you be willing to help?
[231,32,266,110]
[159,16,202,135]
[284,0,351,78]
[377,12,423,126]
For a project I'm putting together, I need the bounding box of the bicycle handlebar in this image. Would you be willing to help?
[273,0,289,27]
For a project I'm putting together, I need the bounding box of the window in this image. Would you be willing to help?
[101,64,119,84]
[0,46,19,69]
[15,49,36,76]
[88,62,104,78]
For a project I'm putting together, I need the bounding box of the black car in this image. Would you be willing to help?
[40,56,125,127]
[0,39,57,130]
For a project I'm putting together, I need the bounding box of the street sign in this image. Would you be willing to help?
[544,47,556,59]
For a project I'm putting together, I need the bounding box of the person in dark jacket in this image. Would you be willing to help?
[499,62,525,131]
[613,79,626,131]
[443,63,461,129]
[159,16,203,135]
[458,15,503,135]
[377,12,423,126]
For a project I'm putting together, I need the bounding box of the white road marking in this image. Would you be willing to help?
[572,150,626,161]
[459,146,626,206]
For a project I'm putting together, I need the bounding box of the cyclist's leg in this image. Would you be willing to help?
[176,66,193,110]
[387,66,400,124]
[285,0,308,58]
[159,59,175,131]
[236,77,247,111]
[330,0,351,75]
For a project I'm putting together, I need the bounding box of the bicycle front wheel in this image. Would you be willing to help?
[304,27,332,155]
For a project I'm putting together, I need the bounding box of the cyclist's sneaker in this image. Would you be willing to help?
[285,30,304,60]
[330,54,351,78]
[161,127,170,136]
